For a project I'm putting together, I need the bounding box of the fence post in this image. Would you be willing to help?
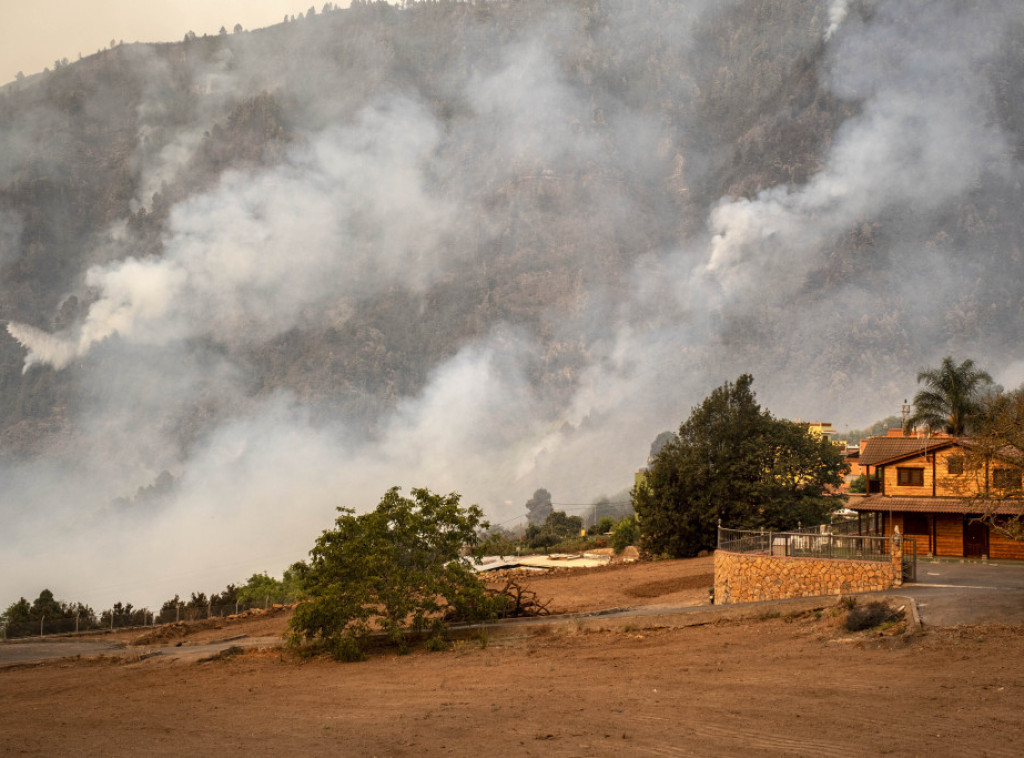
[717,519,722,549]
[891,527,904,587]
[40,614,45,638]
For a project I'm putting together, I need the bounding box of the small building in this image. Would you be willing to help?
[847,435,1024,560]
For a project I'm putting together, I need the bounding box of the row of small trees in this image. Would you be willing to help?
[1,566,307,639]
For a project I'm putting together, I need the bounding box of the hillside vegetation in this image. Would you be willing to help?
[0,0,1021,507]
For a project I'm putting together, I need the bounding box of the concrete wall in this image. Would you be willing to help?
[714,547,902,605]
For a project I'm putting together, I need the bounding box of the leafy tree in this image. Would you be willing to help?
[237,563,305,606]
[634,375,847,557]
[30,589,63,620]
[2,591,98,636]
[233,23,244,34]
[956,389,1024,541]
[1,597,31,636]
[611,516,638,553]
[525,488,553,525]
[480,527,522,556]
[99,602,146,628]
[524,509,583,549]
[289,487,497,660]
[905,357,993,436]
[848,474,867,494]
[183,592,208,621]
[156,595,182,624]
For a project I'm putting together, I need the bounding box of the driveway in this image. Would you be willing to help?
[899,560,1024,626]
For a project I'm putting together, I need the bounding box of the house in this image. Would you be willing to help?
[847,435,1024,560]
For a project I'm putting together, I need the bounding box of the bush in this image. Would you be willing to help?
[843,600,900,632]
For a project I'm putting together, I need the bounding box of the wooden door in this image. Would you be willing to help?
[963,518,988,557]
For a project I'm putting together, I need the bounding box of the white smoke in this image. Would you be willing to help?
[2,0,1022,613]
[7,94,457,370]
[695,1,1009,312]
[824,0,849,41]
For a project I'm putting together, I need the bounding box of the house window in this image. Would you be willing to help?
[946,456,964,475]
[897,467,924,487]
[992,468,1021,491]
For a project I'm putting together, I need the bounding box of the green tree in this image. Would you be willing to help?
[905,357,993,436]
[237,563,305,606]
[611,516,638,553]
[524,509,583,549]
[289,487,497,661]
[30,589,63,620]
[634,375,847,557]
[955,389,1024,540]
[1,597,31,636]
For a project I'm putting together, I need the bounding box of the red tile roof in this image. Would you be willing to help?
[849,494,1024,515]
[858,437,959,467]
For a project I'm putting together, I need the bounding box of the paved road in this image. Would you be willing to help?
[0,638,127,667]
[898,560,1024,626]
[0,635,280,668]
[4,562,1020,666]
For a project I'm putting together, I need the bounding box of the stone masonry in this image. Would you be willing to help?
[714,536,903,605]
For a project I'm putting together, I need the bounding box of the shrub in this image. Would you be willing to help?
[844,600,900,632]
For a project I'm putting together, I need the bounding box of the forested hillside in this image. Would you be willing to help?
[1,0,1022,607]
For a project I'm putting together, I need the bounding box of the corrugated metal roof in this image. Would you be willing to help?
[858,437,958,467]
[848,494,1023,515]
[472,553,613,572]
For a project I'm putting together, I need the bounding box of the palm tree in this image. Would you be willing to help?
[905,357,993,436]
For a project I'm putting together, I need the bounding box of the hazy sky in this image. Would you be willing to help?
[3,1,345,84]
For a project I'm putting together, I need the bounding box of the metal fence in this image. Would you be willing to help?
[785,513,884,537]
[1,598,286,641]
[718,525,895,562]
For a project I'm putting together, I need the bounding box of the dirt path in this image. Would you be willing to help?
[2,558,1022,756]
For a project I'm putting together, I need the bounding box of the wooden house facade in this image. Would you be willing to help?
[848,436,1024,560]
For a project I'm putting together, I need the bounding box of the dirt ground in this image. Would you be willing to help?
[2,557,1023,757]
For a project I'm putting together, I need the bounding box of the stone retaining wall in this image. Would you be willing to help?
[714,546,902,605]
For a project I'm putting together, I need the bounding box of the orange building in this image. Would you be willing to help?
[848,436,1024,560]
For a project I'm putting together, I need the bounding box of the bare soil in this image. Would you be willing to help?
[2,558,1022,757]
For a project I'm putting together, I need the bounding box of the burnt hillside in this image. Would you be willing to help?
[0,0,1021,504]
